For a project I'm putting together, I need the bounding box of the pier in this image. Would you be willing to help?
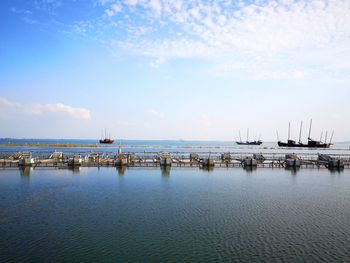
[1,151,349,170]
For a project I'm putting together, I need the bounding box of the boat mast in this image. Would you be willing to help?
[239,130,242,142]
[308,119,312,140]
[247,128,249,142]
[298,120,303,143]
[288,122,290,141]
[276,130,280,142]
[329,130,334,144]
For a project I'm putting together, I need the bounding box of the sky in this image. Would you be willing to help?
[0,0,349,141]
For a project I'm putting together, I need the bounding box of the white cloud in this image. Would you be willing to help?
[150,57,166,68]
[28,0,350,80]
[0,97,91,120]
[99,0,114,5]
[103,0,350,80]
[105,3,122,16]
[256,70,306,80]
[69,20,94,36]
[10,7,32,14]
[124,0,144,6]
[44,103,91,120]
[115,38,214,59]
[22,17,37,24]
[149,0,162,16]
[0,97,22,108]
[33,0,62,13]
[26,104,43,115]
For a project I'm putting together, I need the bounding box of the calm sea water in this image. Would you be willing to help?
[0,167,349,262]
[1,139,350,159]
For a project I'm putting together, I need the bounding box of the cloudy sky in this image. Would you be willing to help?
[0,0,349,141]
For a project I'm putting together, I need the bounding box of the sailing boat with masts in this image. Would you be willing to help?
[277,119,332,148]
[236,129,262,145]
[99,129,114,144]
[306,119,333,148]
[277,121,305,147]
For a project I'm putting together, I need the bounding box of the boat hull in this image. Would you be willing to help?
[278,141,331,148]
[99,139,114,144]
[236,141,262,145]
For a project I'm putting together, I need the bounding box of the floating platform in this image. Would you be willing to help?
[0,151,349,170]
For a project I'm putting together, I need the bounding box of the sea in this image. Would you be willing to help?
[0,139,350,262]
[0,138,350,158]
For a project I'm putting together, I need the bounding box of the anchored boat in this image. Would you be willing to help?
[99,129,114,144]
[236,140,262,145]
[277,120,332,148]
[236,129,262,145]
[99,138,114,144]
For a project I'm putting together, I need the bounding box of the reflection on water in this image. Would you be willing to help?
[68,166,80,173]
[160,165,171,176]
[200,166,214,172]
[19,167,32,184]
[328,167,344,174]
[19,166,32,177]
[285,166,300,175]
[243,166,257,173]
[0,168,349,262]
[116,166,127,176]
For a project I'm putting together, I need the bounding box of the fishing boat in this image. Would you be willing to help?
[236,140,262,145]
[99,129,114,144]
[236,129,262,145]
[99,138,114,144]
[277,121,306,147]
[277,120,332,148]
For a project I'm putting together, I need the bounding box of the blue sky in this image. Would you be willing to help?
[0,0,349,141]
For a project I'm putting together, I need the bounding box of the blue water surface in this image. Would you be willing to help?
[0,167,349,262]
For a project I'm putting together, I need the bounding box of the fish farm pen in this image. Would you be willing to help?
[0,150,349,170]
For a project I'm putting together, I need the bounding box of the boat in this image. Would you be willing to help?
[236,140,262,145]
[99,138,114,144]
[277,120,332,148]
[307,137,331,148]
[99,129,114,144]
[236,129,263,145]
